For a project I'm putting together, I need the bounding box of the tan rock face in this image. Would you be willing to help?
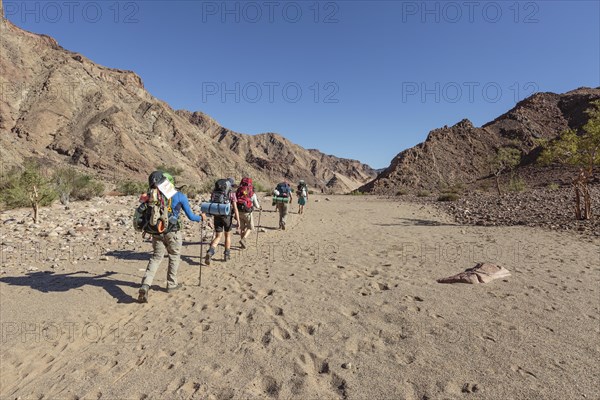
[0,16,375,193]
[361,88,600,193]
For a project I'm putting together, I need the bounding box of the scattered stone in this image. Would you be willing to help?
[99,256,109,261]
[427,187,599,237]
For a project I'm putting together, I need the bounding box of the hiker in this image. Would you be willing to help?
[297,179,308,214]
[236,177,261,249]
[273,181,293,230]
[137,171,207,303]
[205,177,240,264]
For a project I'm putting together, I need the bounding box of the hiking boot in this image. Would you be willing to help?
[224,250,231,262]
[138,284,149,303]
[167,284,181,293]
[205,248,215,265]
[239,239,246,249]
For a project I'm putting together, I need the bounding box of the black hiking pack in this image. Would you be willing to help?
[210,179,231,204]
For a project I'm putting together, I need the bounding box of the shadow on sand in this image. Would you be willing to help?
[374,218,458,227]
[105,250,150,262]
[0,271,140,304]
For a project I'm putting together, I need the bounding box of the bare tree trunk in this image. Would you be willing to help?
[29,185,40,223]
[582,170,592,220]
[573,170,586,220]
[33,203,39,224]
[495,174,501,196]
[583,186,591,220]
[574,186,582,220]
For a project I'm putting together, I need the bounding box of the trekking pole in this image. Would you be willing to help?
[255,208,262,247]
[199,220,204,287]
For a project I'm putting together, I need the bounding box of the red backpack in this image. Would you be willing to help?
[236,178,254,212]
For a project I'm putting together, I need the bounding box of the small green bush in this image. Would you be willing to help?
[349,190,364,195]
[0,162,57,221]
[416,190,431,197]
[156,164,184,177]
[72,175,105,200]
[179,184,201,199]
[118,180,147,196]
[395,189,408,196]
[199,179,217,195]
[53,168,104,203]
[253,181,269,193]
[308,190,314,195]
[547,183,560,191]
[508,177,526,192]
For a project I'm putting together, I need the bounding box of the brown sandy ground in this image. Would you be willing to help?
[0,194,598,399]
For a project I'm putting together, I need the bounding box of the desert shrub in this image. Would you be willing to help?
[508,177,526,192]
[179,184,201,200]
[416,190,431,197]
[53,168,104,204]
[308,190,314,195]
[72,175,105,200]
[349,190,364,195]
[118,180,147,195]
[547,183,560,191]
[0,162,57,222]
[199,179,217,195]
[253,181,269,193]
[156,164,184,177]
[438,182,464,195]
[437,193,460,202]
[395,189,408,196]
[490,147,521,195]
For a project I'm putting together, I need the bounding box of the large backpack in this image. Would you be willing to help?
[210,179,231,204]
[297,182,308,197]
[236,177,254,213]
[133,188,178,235]
[275,182,290,198]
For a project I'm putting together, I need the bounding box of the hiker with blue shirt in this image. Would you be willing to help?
[137,171,207,303]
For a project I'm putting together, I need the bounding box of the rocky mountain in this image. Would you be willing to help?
[0,10,375,193]
[361,87,600,193]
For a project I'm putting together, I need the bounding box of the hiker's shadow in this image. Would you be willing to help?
[0,271,138,304]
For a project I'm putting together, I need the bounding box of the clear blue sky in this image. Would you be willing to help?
[4,1,599,168]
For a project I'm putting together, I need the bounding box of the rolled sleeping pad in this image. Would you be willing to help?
[272,196,290,205]
[200,202,231,216]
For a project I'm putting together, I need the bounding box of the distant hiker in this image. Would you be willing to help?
[236,177,261,249]
[297,180,308,214]
[205,177,240,264]
[135,171,207,303]
[272,181,293,230]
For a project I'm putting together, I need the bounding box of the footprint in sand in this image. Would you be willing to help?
[273,326,291,340]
